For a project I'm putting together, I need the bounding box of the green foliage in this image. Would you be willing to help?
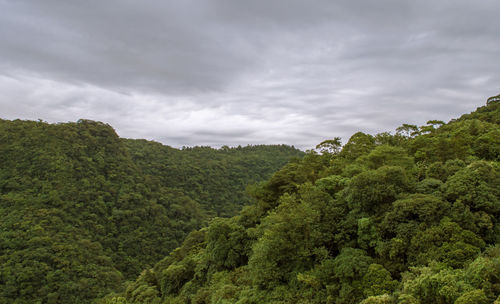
[248,190,325,288]
[0,119,301,304]
[205,218,250,270]
[396,246,500,303]
[96,295,129,304]
[396,124,419,138]
[340,132,376,160]
[357,145,413,171]
[360,294,394,304]
[407,219,485,268]
[117,99,499,304]
[443,161,500,213]
[454,289,489,304]
[316,137,342,155]
[5,97,499,304]
[345,166,411,214]
[380,194,450,245]
[361,264,398,297]
[357,217,379,250]
[123,139,304,217]
[400,266,471,304]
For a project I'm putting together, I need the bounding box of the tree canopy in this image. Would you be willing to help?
[112,98,499,304]
[0,119,302,304]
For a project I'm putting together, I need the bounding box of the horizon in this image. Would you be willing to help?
[1,1,499,150]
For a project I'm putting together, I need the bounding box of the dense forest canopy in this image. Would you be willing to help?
[103,97,499,304]
[123,139,304,217]
[0,119,302,304]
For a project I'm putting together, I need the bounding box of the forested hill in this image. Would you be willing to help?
[0,119,303,304]
[113,98,500,304]
[123,139,304,217]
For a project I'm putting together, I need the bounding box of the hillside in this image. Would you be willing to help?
[0,119,302,304]
[123,139,304,217]
[112,98,500,304]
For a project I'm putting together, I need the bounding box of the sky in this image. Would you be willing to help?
[1,0,499,149]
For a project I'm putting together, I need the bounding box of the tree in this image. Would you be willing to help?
[345,166,410,214]
[396,124,419,138]
[340,132,375,160]
[361,264,398,297]
[316,137,342,155]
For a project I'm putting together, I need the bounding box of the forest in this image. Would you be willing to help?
[2,1,498,303]
[0,119,302,304]
[99,97,499,304]
[0,97,499,304]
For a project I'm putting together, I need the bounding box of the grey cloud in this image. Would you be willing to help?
[0,0,259,93]
[1,0,499,149]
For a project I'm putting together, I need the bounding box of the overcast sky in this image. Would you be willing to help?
[1,0,499,149]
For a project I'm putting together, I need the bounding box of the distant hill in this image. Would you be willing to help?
[115,97,499,304]
[123,139,304,217]
[0,119,303,304]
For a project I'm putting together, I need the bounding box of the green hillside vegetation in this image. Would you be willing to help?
[123,139,304,217]
[110,98,500,304]
[0,119,302,304]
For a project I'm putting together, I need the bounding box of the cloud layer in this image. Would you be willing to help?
[1,0,499,149]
